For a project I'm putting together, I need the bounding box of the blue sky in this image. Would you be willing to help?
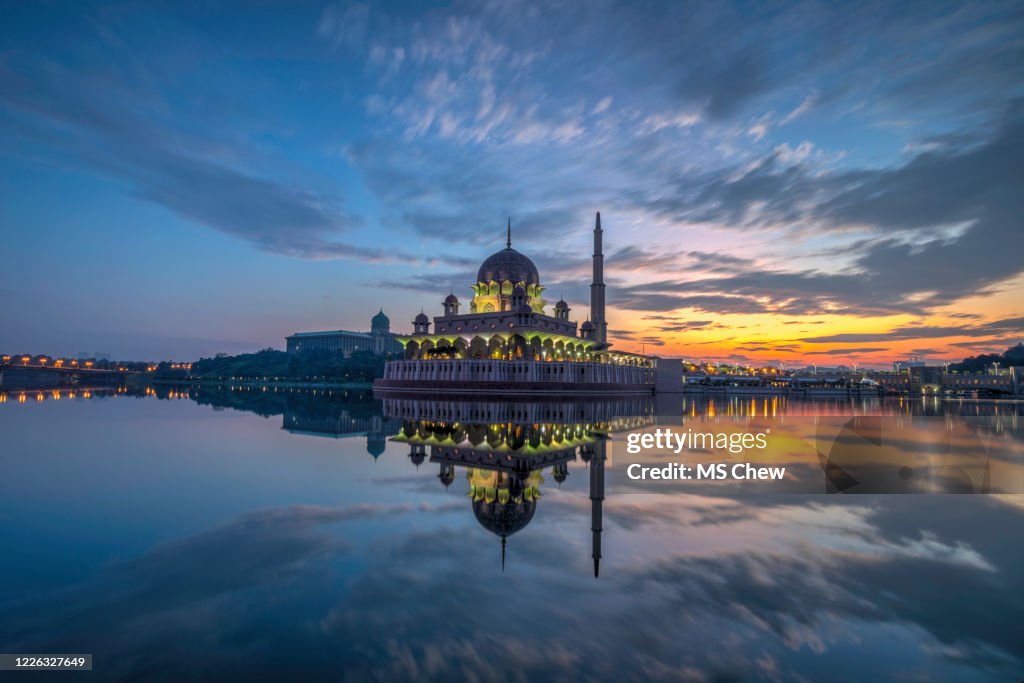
[1,1,1022,363]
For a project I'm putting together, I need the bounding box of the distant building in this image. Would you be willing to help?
[286,310,403,357]
[893,355,927,372]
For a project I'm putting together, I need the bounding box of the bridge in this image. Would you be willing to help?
[0,363,130,389]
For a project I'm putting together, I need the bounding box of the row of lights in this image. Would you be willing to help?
[1,355,192,373]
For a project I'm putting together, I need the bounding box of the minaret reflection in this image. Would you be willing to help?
[584,436,606,578]
[385,397,654,577]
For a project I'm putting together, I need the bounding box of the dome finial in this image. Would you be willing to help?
[506,216,511,249]
[501,535,507,571]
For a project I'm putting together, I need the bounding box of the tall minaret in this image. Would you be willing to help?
[590,212,608,343]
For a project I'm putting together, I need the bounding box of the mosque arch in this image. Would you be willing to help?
[507,424,527,450]
[466,424,487,446]
[508,334,528,360]
[469,336,487,359]
[528,335,543,361]
[486,425,505,449]
[487,336,504,359]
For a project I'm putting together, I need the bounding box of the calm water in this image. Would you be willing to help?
[1,387,1022,682]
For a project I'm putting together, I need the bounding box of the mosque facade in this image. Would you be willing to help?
[375,213,657,394]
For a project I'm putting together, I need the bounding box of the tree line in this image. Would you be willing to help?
[153,348,388,382]
[947,343,1024,373]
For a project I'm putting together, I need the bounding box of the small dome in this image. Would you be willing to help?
[414,312,429,324]
[555,299,568,310]
[444,293,459,305]
[581,320,594,331]
[517,303,532,314]
[553,469,567,484]
[477,247,540,286]
[371,309,389,328]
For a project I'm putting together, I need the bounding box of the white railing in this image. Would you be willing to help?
[383,360,654,385]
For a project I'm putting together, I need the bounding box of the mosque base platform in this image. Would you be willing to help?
[373,379,654,396]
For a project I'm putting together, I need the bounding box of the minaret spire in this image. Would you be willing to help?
[590,211,607,343]
[501,536,507,571]
[506,216,512,248]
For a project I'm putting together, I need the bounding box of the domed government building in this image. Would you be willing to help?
[375,213,659,394]
[286,309,403,356]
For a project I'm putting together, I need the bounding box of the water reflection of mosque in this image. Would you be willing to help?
[385,397,656,575]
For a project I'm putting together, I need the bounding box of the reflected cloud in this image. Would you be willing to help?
[2,392,1022,681]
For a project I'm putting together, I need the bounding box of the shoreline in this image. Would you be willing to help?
[151,378,375,390]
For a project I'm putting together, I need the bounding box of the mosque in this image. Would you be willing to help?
[375,213,659,394]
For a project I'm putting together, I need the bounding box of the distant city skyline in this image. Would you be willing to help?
[1,1,1021,365]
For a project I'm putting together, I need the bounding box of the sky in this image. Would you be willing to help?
[1,0,1022,365]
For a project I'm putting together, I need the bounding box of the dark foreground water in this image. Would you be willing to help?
[1,387,1022,682]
